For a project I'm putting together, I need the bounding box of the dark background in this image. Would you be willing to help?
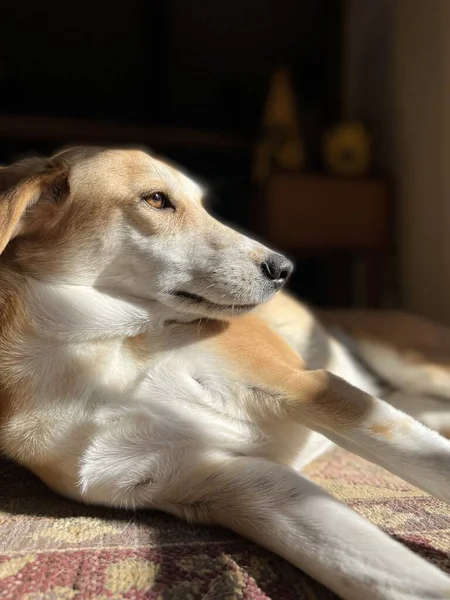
[0,0,344,305]
[0,1,341,131]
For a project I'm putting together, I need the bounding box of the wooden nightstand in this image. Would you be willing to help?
[251,174,391,307]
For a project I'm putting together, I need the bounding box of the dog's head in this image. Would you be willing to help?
[0,147,293,318]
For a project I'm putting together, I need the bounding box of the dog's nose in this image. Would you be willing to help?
[261,254,294,288]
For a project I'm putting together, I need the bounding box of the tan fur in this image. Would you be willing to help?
[199,317,372,429]
[213,315,305,386]
[369,422,395,439]
[0,149,448,457]
[124,332,153,363]
[1,147,450,600]
[0,270,32,425]
[0,147,439,450]
[440,427,450,439]
[0,147,280,463]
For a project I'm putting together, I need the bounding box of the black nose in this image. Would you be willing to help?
[261,254,294,288]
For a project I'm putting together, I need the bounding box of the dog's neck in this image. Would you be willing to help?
[17,274,192,343]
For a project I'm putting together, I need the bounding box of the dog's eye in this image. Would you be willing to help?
[142,191,170,209]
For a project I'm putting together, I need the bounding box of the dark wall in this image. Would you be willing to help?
[0,1,166,121]
[0,0,341,134]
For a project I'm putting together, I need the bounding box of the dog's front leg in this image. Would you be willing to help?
[210,316,450,504]
[283,369,450,505]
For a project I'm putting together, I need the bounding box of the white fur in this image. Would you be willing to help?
[12,278,450,600]
[359,340,450,399]
[2,148,450,600]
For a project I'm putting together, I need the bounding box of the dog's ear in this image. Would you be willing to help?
[0,157,69,254]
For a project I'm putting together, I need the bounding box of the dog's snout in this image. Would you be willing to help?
[261,254,294,288]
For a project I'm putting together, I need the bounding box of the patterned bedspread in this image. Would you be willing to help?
[1,448,449,599]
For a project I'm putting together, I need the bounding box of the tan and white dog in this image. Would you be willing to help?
[1,146,450,600]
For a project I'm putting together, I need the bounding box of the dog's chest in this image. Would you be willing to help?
[10,327,333,469]
[110,341,330,469]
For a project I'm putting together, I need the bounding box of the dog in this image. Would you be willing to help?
[1,146,450,600]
